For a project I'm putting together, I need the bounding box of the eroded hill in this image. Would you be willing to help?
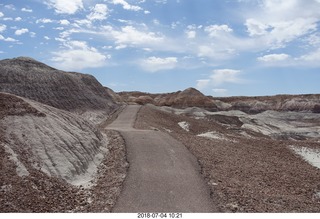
[0,57,118,118]
[1,92,107,184]
[119,87,217,110]
[0,57,126,212]
[217,94,320,114]
[1,56,320,212]
[119,88,320,113]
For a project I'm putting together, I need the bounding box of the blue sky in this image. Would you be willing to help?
[1,0,320,96]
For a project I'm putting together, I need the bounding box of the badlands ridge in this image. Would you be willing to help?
[1,57,320,212]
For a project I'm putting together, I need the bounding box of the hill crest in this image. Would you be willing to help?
[0,57,118,113]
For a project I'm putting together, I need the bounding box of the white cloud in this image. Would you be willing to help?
[299,48,320,62]
[54,27,64,30]
[261,0,320,21]
[44,36,51,40]
[45,0,319,67]
[21,8,33,13]
[115,44,127,50]
[0,12,4,18]
[205,25,233,37]
[194,26,240,59]
[36,18,54,24]
[69,41,92,50]
[171,21,181,29]
[29,32,36,38]
[15,17,22,21]
[155,0,167,4]
[268,18,317,48]
[197,45,215,58]
[196,44,235,61]
[187,24,196,30]
[140,56,178,72]
[196,79,210,90]
[186,30,196,39]
[102,25,164,47]
[60,19,70,25]
[0,34,17,42]
[153,19,160,25]
[257,53,290,62]
[73,19,92,28]
[243,0,320,49]
[305,33,320,47]
[54,37,66,42]
[15,28,29,35]
[46,0,83,14]
[0,24,6,32]
[5,5,16,10]
[256,50,320,67]
[197,69,243,90]
[87,4,109,21]
[51,40,109,71]
[210,69,243,86]
[144,10,150,14]
[111,0,143,11]
[245,19,270,36]
[2,18,13,21]
[102,45,113,50]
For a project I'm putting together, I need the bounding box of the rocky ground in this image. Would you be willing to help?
[0,128,127,213]
[0,93,127,212]
[135,105,320,212]
[78,130,128,212]
[0,56,127,212]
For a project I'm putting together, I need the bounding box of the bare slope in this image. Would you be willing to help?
[0,92,107,185]
[0,92,129,212]
[0,57,118,113]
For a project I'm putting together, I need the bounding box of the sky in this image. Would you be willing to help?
[0,0,320,97]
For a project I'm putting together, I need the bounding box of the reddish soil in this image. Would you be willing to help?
[135,105,320,212]
[0,93,45,118]
[0,97,127,212]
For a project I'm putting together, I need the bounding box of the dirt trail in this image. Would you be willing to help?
[107,105,215,212]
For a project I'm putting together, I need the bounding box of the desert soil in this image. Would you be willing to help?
[134,105,320,212]
[0,94,128,213]
[107,105,216,212]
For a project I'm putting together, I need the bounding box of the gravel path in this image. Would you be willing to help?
[107,105,215,212]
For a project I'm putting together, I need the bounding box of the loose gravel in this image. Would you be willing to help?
[0,129,127,212]
[135,105,320,212]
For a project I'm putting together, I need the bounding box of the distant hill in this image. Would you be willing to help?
[155,87,217,109]
[0,57,118,113]
[216,94,320,114]
[119,88,320,113]
[119,87,218,110]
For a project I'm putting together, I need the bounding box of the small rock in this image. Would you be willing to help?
[226,203,239,212]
